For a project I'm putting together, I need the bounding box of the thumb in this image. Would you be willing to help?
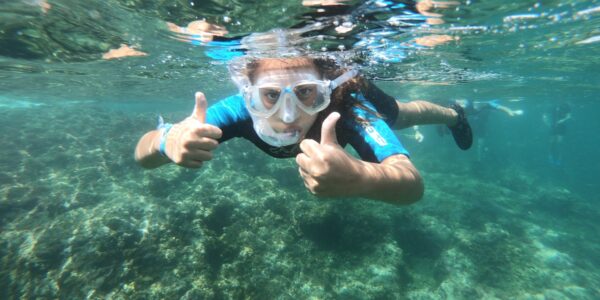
[321,112,340,145]
[192,92,207,123]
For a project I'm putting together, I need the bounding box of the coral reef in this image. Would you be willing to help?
[1,103,599,299]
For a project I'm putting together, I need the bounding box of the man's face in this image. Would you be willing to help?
[253,66,320,140]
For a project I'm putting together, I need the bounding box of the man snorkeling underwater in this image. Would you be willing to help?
[135,52,472,205]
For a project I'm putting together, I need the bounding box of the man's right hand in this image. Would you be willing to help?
[163,92,222,168]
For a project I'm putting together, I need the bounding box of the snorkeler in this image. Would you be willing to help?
[135,56,472,205]
[454,99,523,161]
[545,102,571,166]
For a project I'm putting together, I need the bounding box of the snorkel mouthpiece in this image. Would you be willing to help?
[252,117,301,147]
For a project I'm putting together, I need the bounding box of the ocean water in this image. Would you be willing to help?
[1,0,599,299]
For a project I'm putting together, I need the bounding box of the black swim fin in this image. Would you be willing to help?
[448,104,473,150]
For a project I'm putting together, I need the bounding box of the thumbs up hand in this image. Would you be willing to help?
[163,92,223,168]
[296,112,363,197]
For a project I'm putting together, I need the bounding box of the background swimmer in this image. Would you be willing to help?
[544,102,571,166]
[455,99,524,161]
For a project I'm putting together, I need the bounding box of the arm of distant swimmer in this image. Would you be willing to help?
[557,113,572,124]
[487,101,523,117]
[494,105,517,116]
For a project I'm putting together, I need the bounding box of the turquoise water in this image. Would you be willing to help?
[1,0,599,298]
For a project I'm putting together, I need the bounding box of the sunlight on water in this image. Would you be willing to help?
[0,0,596,102]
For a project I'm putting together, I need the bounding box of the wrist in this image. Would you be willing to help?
[152,129,162,153]
[157,123,173,156]
[152,129,163,153]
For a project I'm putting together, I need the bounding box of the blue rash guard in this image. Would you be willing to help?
[205,94,409,163]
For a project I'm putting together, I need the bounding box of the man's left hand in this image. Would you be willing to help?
[296,112,363,197]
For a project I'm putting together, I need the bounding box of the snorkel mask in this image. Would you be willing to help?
[244,69,357,118]
[236,67,358,147]
[227,28,358,147]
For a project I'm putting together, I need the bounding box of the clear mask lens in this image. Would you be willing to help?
[258,83,320,108]
[242,69,357,120]
[248,81,329,118]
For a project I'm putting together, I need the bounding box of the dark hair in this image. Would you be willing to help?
[306,58,382,141]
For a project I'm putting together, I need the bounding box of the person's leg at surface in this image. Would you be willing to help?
[476,137,485,162]
[547,104,569,166]
[549,133,564,166]
[472,114,488,162]
[555,135,564,165]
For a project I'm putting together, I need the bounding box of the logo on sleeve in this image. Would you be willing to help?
[364,124,388,146]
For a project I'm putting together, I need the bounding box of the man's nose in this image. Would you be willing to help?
[279,93,299,124]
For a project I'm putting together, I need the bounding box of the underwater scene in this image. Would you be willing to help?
[1,0,599,299]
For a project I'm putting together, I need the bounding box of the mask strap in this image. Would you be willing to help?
[330,69,358,90]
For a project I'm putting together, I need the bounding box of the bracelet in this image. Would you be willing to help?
[158,123,173,157]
